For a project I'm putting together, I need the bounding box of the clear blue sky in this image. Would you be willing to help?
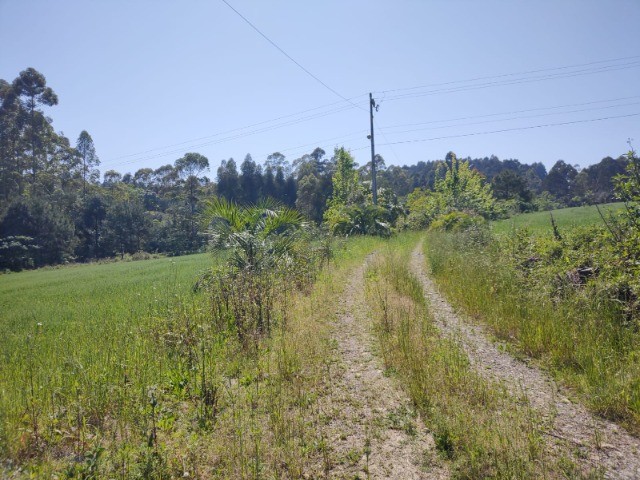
[1,0,639,179]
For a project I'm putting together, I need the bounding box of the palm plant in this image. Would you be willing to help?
[200,197,304,272]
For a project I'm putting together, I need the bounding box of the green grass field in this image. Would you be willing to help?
[491,202,625,235]
[0,253,215,467]
[0,253,212,341]
[0,235,384,477]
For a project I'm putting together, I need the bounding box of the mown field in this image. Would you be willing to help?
[491,202,625,235]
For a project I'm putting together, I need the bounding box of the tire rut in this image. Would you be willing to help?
[410,242,640,479]
[316,255,448,479]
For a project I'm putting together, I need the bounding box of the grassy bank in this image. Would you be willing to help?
[423,230,640,433]
[364,234,600,479]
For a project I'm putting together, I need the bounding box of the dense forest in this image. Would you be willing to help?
[0,68,630,270]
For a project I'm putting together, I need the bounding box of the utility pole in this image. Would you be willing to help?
[369,92,378,205]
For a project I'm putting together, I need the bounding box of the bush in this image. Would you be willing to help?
[429,211,485,233]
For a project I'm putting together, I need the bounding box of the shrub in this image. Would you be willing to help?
[429,211,485,233]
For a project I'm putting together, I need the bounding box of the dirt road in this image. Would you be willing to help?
[316,256,448,479]
[410,242,640,479]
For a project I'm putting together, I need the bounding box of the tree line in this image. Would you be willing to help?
[0,67,630,271]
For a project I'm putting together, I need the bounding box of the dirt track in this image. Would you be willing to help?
[315,255,448,479]
[410,242,640,479]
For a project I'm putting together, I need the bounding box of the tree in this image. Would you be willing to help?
[103,195,150,255]
[542,160,578,204]
[263,166,276,199]
[75,194,108,259]
[574,156,628,204]
[266,151,290,176]
[436,151,496,217]
[133,168,154,189]
[12,68,59,192]
[103,170,122,186]
[174,152,209,250]
[328,147,361,207]
[405,152,497,226]
[239,153,262,204]
[152,164,179,194]
[0,79,23,201]
[175,152,209,179]
[296,174,325,222]
[0,197,76,268]
[492,170,526,200]
[76,130,100,196]
[217,158,240,201]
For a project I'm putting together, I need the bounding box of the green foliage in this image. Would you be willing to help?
[323,147,396,236]
[436,152,497,218]
[326,204,391,237]
[327,147,362,207]
[0,235,39,271]
[425,220,640,430]
[0,197,76,268]
[429,211,485,233]
[541,160,578,205]
[403,152,497,230]
[532,191,562,211]
[201,197,303,272]
[76,130,100,193]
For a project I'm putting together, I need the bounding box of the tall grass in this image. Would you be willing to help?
[365,235,602,479]
[0,236,383,477]
[424,231,640,433]
[0,253,212,472]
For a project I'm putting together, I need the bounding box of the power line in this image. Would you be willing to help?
[380,100,640,136]
[381,62,640,102]
[258,129,369,158]
[220,0,361,109]
[102,44,639,170]
[380,95,640,130]
[350,112,640,150]
[248,98,640,163]
[103,95,367,166]
[375,55,640,94]
[374,120,402,164]
[103,100,366,169]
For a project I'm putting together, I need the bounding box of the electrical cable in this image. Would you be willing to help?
[375,55,640,94]
[102,101,366,168]
[380,95,640,130]
[220,0,364,112]
[380,101,640,136]
[107,94,367,162]
[380,62,640,102]
[349,112,640,151]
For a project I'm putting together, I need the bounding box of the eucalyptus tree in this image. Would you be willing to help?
[175,152,209,250]
[239,153,262,204]
[11,68,59,192]
[76,130,100,195]
[216,158,240,201]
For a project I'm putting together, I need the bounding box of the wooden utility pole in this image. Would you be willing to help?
[369,92,378,205]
